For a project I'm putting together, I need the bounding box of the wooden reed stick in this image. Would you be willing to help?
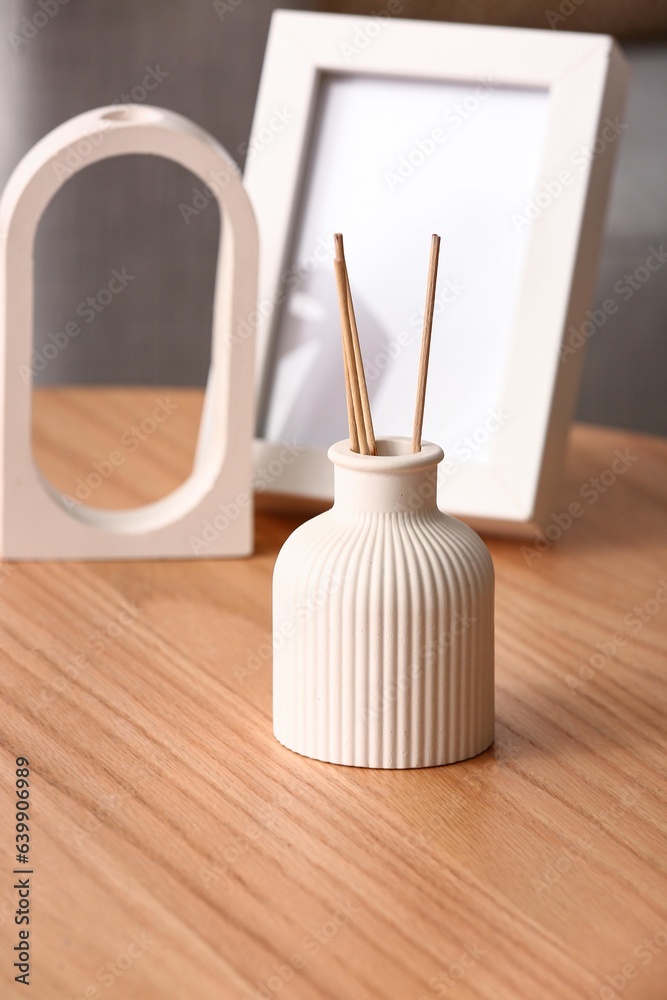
[333,236,365,452]
[411,234,441,453]
[344,265,377,456]
[341,324,360,453]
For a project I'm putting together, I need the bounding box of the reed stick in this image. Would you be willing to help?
[333,236,365,452]
[344,265,377,456]
[411,234,441,453]
[341,327,360,453]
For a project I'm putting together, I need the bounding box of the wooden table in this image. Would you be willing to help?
[1,388,666,1000]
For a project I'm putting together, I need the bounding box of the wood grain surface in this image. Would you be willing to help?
[0,387,666,1000]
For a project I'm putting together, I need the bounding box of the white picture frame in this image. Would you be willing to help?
[245,11,627,536]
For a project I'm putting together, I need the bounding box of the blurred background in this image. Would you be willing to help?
[1,0,665,435]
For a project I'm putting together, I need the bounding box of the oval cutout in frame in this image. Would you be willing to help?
[30,154,218,510]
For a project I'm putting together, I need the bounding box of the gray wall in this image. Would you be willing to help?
[1,1,665,434]
[576,44,667,435]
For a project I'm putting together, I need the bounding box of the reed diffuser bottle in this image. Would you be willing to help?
[272,233,494,767]
[272,437,494,768]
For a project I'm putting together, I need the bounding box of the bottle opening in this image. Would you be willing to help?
[328,436,444,473]
[375,438,416,457]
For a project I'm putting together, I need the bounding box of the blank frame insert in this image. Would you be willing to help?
[261,73,551,466]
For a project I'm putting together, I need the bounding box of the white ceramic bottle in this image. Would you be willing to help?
[273,437,494,768]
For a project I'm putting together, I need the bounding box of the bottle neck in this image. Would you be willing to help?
[333,464,439,514]
[328,438,444,515]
